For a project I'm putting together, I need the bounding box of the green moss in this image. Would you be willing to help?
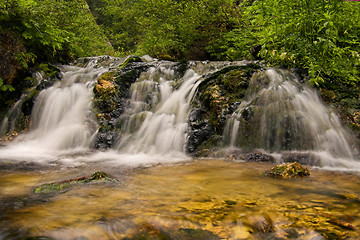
[197,65,260,134]
[265,162,310,178]
[93,71,118,113]
[33,172,118,193]
[118,56,143,69]
[36,63,59,79]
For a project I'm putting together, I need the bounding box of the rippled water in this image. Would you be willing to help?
[0,159,359,239]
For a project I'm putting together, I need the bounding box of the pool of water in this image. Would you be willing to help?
[0,159,359,239]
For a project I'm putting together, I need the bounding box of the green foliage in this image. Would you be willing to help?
[218,0,360,87]
[97,0,239,59]
[0,78,15,92]
[0,0,113,64]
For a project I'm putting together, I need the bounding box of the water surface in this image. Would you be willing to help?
[0,159,359,239]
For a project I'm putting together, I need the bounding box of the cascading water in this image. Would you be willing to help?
[0,58,112,162]
[224,69,359,168]
[0,57,359,170]
[1,59,360,240]
[0,72,43,136]
[117,64,201,155]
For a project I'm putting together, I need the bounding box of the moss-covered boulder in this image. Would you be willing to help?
[93,60,154,149]
[265,162,310,178]
[93,71,118,113]
[33,172,118,193]
[189,63,261,155]
[118,55,143,68]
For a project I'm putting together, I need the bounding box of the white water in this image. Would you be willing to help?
[0,60,359,171]
[0,63,107,163]
[224,69,360,169]
[0,58,200,167]
[117,64,201,156]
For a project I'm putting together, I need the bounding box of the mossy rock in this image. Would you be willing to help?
[196,64,260,134]
[93,71,118,113]
[265,162,310,178]
[33,172,118,193]
[118,55,143,69]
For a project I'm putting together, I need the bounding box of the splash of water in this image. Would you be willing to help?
[224,69,359,167]
[117,64,202,156]
[0,63,109,162]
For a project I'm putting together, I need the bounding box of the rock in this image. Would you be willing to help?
[35,63,61,91]
[248,215,274,233]
[266,228,300,240]
[166,228,221,240]
[186,125,214,154]
[118,55,143,69]
[245,152,274,162]
[282,152,321,166]
[94,131,117,149]
[186,108,214,154]
[250,44,262,60]
[123,226,221,240]
[327,219,356,231]
[33,172,118,193]
[197,64,259,135]
[265,162,310,178]
[93,71,118,113]
[93,61,154,149]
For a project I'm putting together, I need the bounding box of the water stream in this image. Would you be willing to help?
[224,69,359,169]
[0,57,359,239]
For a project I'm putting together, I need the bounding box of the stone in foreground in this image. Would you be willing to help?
[33,172,118,193]
[265,162,310,178]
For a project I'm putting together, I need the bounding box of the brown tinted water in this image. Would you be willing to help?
[0,159,359,239]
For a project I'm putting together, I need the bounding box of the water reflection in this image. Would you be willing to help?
[0,160,359,239]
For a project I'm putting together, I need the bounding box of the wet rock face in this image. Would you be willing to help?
[187,108,214,154]
[189,63,261,155]
[93,59,155,149]
[282,152,321,166]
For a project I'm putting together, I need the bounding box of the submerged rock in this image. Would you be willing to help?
[265,162,310,178]
[123,227,221,240]
[33,172,118,193]
[282,152,321,166]
[245,152,275,162]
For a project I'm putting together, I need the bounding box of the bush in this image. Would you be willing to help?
[216,0,360,87]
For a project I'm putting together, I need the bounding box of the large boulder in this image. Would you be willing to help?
[189,63,261,155]
[93,57,156,149]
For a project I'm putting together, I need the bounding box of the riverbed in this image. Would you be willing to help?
[0,159,359,239]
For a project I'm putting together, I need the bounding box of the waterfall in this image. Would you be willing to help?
[0,60,110,162]
[117,64,201,155]
[224,69,358,168]
[0,72,43,136]
[0,58,358,170]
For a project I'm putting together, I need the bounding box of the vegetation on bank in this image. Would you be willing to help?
[91,0,360,88]
[0,0,113,112]
[0,0,112,64]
